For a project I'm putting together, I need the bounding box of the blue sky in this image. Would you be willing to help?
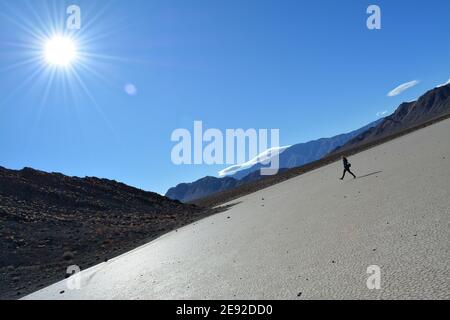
[0,0,449,194]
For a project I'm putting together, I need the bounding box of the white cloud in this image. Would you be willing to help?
[376,110,388,117]
[218,145,290,177]
[387,80,419,97]
[437,78,450,88]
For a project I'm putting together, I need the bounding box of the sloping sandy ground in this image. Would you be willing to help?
[25,119,450,300]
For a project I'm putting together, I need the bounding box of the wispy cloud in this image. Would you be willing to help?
[437,78,450,88]
[218,145,290,177]
[376,110,388,117]
[387,80,419,97]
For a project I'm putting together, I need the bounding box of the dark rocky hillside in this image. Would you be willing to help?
[0,167,209,299]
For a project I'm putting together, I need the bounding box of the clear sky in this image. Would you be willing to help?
[1,0,449,194]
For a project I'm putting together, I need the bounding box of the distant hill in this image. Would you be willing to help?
[165,168,290,203]
[167,84,450,204]
[0,166,207,299]
[336,84,450,151]
[165,119,382,202]
[166,176,240,203]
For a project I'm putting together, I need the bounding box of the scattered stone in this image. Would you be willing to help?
[297,292,302,297]
[60,290,65,294]
[372,248,376,252]
[332,260,335,264]
[63,251,74,261]
[227,216,230,219]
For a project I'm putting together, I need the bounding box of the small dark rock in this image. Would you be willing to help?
[63,251,74,261]
[60,290,65,294]
[297,292,302,297]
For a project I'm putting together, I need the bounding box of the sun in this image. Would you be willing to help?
[44,36,77,66]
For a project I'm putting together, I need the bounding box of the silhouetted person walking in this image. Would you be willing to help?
[340,156,356,180]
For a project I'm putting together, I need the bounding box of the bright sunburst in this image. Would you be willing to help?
[0,0,138,127]
[44,35,77,66]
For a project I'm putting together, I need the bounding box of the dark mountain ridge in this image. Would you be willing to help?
[337,84,450,151]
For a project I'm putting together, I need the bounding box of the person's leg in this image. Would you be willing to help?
[340,169,346,180]
[348,169,356,178]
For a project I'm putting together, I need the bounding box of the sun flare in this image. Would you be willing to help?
[44,36,77,66]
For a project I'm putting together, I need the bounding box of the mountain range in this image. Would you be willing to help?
[166,83,450,203]
[336,84,450,151]
[165,120,383,202]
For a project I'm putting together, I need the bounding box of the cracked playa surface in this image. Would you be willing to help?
[25,119,450,300]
